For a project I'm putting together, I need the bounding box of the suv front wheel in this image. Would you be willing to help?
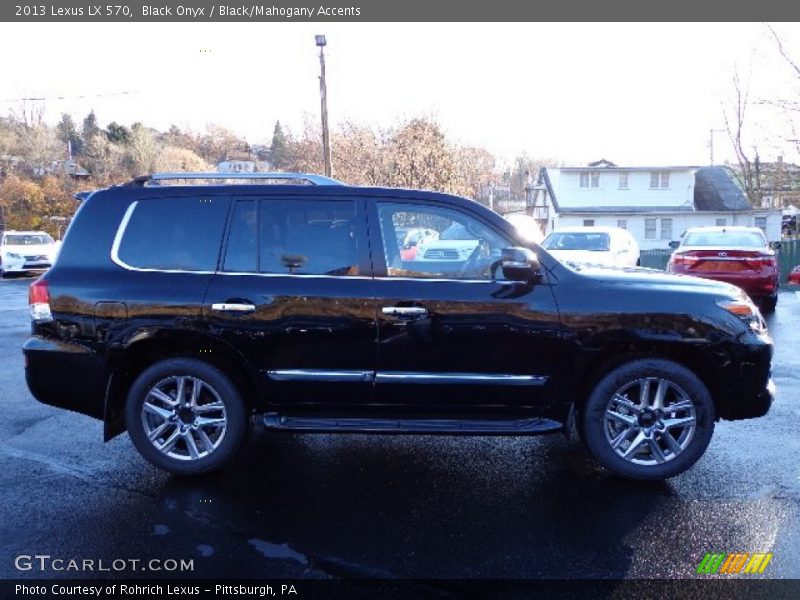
[581,359,715,481]
[125,358,247,475]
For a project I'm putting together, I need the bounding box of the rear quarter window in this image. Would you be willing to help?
[115,197,230,271]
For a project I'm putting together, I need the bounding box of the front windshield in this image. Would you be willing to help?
[542,232,610,251]
[3,234,54,246]
[682,230,765,248]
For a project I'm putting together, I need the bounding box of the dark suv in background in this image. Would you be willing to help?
[23,173,774,480]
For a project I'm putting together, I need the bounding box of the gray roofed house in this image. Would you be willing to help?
[524,163,781,250]
[693,166,750,211]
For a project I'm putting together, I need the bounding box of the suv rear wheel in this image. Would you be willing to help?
[581,359,715,480]
[125,358,247,475]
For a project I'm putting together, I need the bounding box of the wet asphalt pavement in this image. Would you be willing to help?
[0,275,799,581]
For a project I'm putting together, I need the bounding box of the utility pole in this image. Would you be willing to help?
[316,35,332,177]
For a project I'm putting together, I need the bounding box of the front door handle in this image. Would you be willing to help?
[382,306,428,318]
[211,303,256,313]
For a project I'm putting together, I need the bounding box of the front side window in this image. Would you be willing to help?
[377,203,509,280]
[223,198,359,276]
[116,197,229,271]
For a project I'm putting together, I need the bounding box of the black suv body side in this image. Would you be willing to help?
[23,176,774,480]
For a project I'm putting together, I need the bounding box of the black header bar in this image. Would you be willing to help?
[3,0,800,22]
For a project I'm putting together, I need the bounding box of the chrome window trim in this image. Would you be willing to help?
[214,270,373,281]
[110,200,218,275]
[110,202,511,284]
[373,276,497,284]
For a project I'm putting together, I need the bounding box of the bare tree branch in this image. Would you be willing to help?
[764,23,800,79]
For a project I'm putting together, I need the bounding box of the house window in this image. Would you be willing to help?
[583,219,595,227]
[618,172,629,189]
[650,171,670,188]
[754,216,767,234]
[660,218,673,240]
[645,218,657,239]
[617,219,627,229]
[580,172,600,188]
[715,218,727,226]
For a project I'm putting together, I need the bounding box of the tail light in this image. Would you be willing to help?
[753,254,777,268]
[28,278,52,322]
[669,252,700,267]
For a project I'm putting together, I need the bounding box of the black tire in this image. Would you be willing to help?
[125,358,247,475]
[760,295,777,313]
[581,359,715,481]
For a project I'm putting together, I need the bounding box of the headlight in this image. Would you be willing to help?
[717,299,764,332]
[5,252,22,260]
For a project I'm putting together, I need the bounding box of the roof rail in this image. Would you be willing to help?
[126,172,344,186]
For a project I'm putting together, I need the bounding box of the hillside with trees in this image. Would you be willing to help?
[0,106,553,238]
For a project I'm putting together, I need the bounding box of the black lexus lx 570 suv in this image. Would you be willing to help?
[23,173,774,480]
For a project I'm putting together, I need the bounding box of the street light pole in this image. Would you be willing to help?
[315,35,332,177]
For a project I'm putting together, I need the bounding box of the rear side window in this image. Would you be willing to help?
[116,197,229,271]
[223,198,359,276]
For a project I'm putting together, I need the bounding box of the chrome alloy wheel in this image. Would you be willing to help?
[603,377,697,466]
[141,375,227,461]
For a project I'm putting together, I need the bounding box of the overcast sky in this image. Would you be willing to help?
[2,22,800,168]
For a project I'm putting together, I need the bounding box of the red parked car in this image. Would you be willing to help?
[667,226,779,312]
[789,265,800,285]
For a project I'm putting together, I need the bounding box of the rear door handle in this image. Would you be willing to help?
[382,306,428,317]
[211,303,256,313]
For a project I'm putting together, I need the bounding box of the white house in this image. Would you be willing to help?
[529,162,782,250]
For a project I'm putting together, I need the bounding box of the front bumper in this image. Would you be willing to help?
[722,378,774,420]
[2,259,51,273]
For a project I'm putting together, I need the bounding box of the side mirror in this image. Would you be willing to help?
[668,240,680,249]
[500,247,541,282]
[770,241,781,251]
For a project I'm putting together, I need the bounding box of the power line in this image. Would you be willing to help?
[0,90,140,103]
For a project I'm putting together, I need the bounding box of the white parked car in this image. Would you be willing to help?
[0,230,59,277]
[541,226,640,268]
